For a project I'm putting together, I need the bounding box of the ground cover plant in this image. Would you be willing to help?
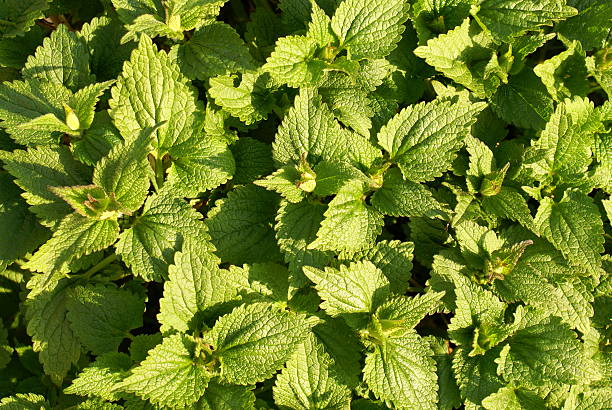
[0,0,610,408]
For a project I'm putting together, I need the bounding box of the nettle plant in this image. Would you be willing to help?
[0,0,610,409]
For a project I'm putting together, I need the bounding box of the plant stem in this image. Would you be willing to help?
[155,155,165,191]
[82,254,117,280]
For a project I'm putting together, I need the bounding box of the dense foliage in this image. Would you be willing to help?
[0,0,610,408]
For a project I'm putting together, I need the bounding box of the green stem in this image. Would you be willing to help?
[155,155,165,191]
[81,254,116,280]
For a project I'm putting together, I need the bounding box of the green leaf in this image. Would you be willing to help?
[414,19,500,98]
[497,307,590,386]
[64,352,132,401]
[275,199,334,290]
[92,126,156,214]
[489,68,554,130]
[364,329,437,410]
[165,133,235,197]
[527,97,600,180]
[330,0,408,59]
[0,0,48,37]
[0,79,73,145]
[312,160,365,197]
[116,333,212,407]
[208,72,275,125]
[534,190,604,275]
[482,386,546,409]
[210,303,311,384]
[255,166,305,203]
[116,194,212,281]
[0,146,91,226]
[452,347,504,406]
[273,333,351,409]
[49,185,121,219]
[371,168,443,217]
[534,41,590,101]
[377,98,486,182]
[158,245,237,332]
[109,34,202,152]
[0,173,48,266]
[113,0,226,41]
[174,22,254,81]
[196,380,256,410]
[318,73,374,136]
[556,0,612,51]
[25,275,81,385]
[226,262,290,304]
[304,261,390,323]
[447,272,507,346]
[72,111,123,166]
[273,88,346,164]
[481,187,535,230]
[309,179,384,253]
[0,25,45,69]
[263,35,325,88]
[426,337,462,410]
[374,291,445,329]
[23,214,119,275]
[205,185,282,265]
[66,284,144,355]
[70,80,115,131]
[342,240,414,294]
[81,16,137,81]
[23,25,94,92]
[0,394,49,409]
[473,0,576,42]
[307,0,335,46]
[230,137,275,185]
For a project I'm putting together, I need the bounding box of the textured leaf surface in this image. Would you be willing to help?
[263,36,325,88]
[24,214,119,275]
[206,185,282,265]
[210,303,311,384]
[371,168,442,217]
[275,200,333,289]
[109,35,202,151]
[209,72,274,125]
[304,261,390,319]
[344,240,414,294]
[64,352,132,401]
[414,19,499,98]
[92,127,153,213]
[309,180,384,253]
[497,308,589,386]
[23,25,94,91]
[175,22,254,80]
[377,99,486,182]
[0,173,48,265]
[0,0,47,37]
[273,88,349,164]
[364,330,437,409]
[158,245,237,332]
[66,284,144,355]
[116,194,211,281]
[165,134,235,197]
[117,333,211,407]
[475,0,576,42]
[331,0,408,59]
[0,146,91,226]
[273,332,351,409]
[534,190,604,275]
[25,275,81,385]
[490,68,553,130]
